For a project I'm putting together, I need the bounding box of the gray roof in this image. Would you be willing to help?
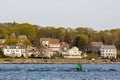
[3,46,26,49]
[40,38,51,41]
[101,45,116,49]
[91,42,103,45]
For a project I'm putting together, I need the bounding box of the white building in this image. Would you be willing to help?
[3,46,26,57]
[63,47,82,58]
[100,45,117,59]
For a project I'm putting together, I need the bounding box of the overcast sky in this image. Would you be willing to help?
[0,0,120,30]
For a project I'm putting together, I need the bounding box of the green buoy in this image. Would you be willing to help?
[77,63,82,71]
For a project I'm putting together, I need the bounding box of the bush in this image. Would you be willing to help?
[0,50,6,58]
[52,53,63,59]
[86,53,100,60]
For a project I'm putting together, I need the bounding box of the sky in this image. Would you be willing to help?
[0,0,120,30]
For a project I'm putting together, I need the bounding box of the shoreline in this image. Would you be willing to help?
[0,58,120,64]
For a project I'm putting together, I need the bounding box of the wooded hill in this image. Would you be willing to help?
[0,22,120,50]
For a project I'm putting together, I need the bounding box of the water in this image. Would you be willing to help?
[0,64,120,80]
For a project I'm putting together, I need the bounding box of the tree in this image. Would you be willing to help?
[5,38,18,45]
[74,34,89,50]
[22,38,33,46]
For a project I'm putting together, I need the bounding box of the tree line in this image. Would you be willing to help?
[0,22,120,50]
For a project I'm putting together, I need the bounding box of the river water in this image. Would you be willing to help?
[0,64,120,80]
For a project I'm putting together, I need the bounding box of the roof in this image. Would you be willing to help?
[49,39,60,44]
[40,38,51,41]
[18,35,27,39]
[60,42,69,48]
[101,45,116,49]
[91,42,103,45]
[3,46,26,49]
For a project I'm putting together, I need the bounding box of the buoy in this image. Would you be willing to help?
[76,63,82,71]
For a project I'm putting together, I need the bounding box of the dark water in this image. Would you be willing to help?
[0,64,120,80]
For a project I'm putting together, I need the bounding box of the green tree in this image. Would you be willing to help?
[5,38,18,45]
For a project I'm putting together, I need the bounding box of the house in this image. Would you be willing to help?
[63,47,82,58]
[40,38,50,48]
[89,42,103,53]
[0,38,6,48]
[3,46,26,57]
[40,48,53,58]
[40,38,60,52]
[59,42,70,54]
[18,35,27,45]
[100,45,117,59]
[18,35,27,40]
[49,39,60,51]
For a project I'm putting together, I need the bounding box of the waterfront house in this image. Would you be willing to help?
[40,38,51,48]
[89,42,103,53]
[100,45,117,59]
[40,38,60,52]
[59,42,70,54]
[49,39,60,52]
[3,46,26,57]
[63,47,82,58]
[40,48,53,58]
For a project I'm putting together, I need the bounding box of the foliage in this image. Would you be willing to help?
[52,53,63,59]
[5,38,18,45]
[85,53,101,60]
[0,50,5,58]
[0,22,120,50]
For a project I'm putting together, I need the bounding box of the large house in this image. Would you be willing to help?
[89,42,103,53]
[100,45,117,59]
[3,46,26,57]
[40,38,60,52]
[40,38,50,48]
[59,42,70,54]
[63,47,82,58]
[49,39,60,51]
[40,48,53,58]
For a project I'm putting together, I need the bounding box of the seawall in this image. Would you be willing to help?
[0,58,120,64]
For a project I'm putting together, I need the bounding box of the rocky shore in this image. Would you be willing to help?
[0,58,120,64]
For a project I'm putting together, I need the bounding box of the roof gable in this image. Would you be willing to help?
[49,39,60,44]
[101,45,116,49]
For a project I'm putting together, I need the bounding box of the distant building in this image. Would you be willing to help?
[100,45,117,59]
[18,35,27,40]
[18,35,28,46]
[49,39,60,51]
[63,47,82,58]
[0,38,6,48]
[3,46,26,57]
[40,38,51,48]
[40,38,60,52]
[40,48,53,58]
[89,42,103,53]
[59,42,70,54]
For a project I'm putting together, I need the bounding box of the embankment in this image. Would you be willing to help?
[0,58,120,64]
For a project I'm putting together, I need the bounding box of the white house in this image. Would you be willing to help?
[63,47,82,58]
[40,48,54,58]
[100,45,117,59]
[3,46,26,57]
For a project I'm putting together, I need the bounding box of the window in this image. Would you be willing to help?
[16,49,19,52]
[7,49,9,52]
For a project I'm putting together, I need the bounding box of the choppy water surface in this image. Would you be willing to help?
[0,64,120,80]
